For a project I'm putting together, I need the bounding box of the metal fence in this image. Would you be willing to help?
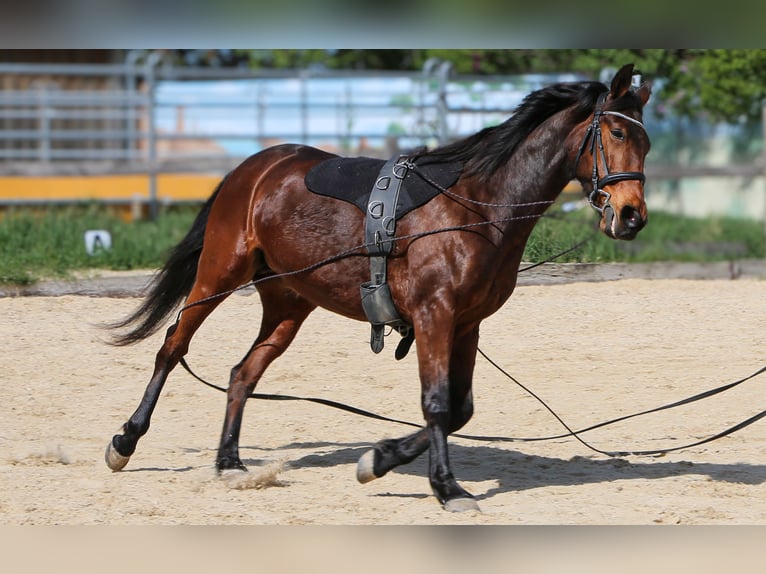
[0,58,573,217]
[1,57,763,220]
[0,59,583,168]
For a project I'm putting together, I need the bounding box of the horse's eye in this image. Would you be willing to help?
[610,129,625,141]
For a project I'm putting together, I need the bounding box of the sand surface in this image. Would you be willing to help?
[2,275,766,525]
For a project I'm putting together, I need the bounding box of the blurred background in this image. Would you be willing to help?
[1,49,764,283]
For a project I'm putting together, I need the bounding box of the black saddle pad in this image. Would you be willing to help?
[305,156,463,219]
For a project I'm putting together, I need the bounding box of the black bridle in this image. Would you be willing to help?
[574,93,648,215]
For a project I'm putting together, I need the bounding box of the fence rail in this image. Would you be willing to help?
[1,58,763,221]
[0,61,448,168]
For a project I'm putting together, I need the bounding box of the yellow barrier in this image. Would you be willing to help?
[0,173,585,220]
[0,173,222,203]
[0,173,224,220]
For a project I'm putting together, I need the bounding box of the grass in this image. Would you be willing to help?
[0,202,764,286]
[525,204,766,264]
[0,203,198,285]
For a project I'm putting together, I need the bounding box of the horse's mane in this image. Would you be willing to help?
[413,80,611,181]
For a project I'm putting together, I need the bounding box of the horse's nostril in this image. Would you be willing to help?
[621,205,643,229]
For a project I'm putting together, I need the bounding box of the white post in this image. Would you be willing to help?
[763,100,766,237]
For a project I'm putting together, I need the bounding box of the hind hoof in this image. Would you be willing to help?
[356,449,379,484]
[443,497,480,513]
[105,441,130,472]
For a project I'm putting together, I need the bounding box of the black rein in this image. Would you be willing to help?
[179,355,766,459]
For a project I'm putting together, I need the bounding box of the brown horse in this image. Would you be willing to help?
[106,64,651,511]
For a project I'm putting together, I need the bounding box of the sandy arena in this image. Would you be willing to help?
[2,270,766,525]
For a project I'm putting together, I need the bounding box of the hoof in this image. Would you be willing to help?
[216,459,248,475]
[356,449,379,484]
[105,441,130,472]
[220,467,248,478]
[443,497,481,513]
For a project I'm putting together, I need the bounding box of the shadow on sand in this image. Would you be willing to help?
[239,439,766,502]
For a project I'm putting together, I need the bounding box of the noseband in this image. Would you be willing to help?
[574,93,647,214]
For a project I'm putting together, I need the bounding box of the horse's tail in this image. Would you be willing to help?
[108,176,227,346]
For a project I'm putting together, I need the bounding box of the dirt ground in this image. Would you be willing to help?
[2,273,766,526]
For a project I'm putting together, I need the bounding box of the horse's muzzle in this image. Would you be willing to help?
[602,203,646,240]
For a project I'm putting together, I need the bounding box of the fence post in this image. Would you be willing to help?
[37,84,51,163]
[125,50,141,163]
[423,58,453,146]
[435,61,452,146]
[144,52,161,220]
[300,71,308,145]
[762,100,766,238]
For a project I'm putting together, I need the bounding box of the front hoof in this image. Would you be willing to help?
[356,449,379,484]
[105,440,130,472]
[220,467,248,478]
[443,497,481,513]
[216,458,247,475]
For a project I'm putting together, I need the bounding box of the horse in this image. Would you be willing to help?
[105,63,651,512]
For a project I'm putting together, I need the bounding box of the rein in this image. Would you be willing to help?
[173,209,561,321]
[172,202,766,458]
[474,351,766,457]
[179,350,766,458]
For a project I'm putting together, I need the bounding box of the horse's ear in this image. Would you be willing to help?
[635,82,651,106]
[608,63,635,100]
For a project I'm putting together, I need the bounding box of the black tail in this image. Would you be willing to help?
[108,178,226,346]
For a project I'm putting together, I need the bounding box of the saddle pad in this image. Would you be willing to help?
[304,156,463,219]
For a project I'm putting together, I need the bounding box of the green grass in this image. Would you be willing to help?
[0,203,199,285]
[0,203,764,286]
[524,205,766,264]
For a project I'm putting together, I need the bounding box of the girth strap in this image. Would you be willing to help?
[360,155,413,357]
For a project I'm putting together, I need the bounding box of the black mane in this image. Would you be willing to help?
[413,80,609,181]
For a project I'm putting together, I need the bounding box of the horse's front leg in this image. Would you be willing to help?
[356,325,478,490]
[417,315,480,512]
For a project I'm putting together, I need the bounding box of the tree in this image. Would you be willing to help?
[657,49,766,123]
[239,49,766,124]
[420,49,766,124]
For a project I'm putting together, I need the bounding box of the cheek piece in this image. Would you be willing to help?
[573,92,647,216]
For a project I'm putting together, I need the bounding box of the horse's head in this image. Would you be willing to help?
[574,64,651,240]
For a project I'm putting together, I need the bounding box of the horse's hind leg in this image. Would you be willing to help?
[106,258,255,471]
[216,284,316,472]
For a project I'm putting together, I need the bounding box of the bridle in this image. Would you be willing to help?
[574,92,648,215]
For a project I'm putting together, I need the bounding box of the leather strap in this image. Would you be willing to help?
[360,156,412,355]
[365,155,406,260]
